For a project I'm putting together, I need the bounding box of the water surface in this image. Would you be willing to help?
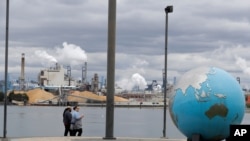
[0,106,249,138]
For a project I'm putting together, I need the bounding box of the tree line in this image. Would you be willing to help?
[0,91,29,102]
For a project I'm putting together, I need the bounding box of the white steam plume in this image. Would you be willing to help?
[56,42,87,66]
[117,73,148,91]
[35,50,57,63]
[235,56,250,75]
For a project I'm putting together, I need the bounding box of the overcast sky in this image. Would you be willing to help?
[1,0,250,89]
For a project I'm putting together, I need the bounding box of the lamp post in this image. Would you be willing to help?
[163,5,173,138]
[104,0,116,139]
[3,0,10,138]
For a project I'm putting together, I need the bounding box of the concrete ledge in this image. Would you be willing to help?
[1,137,186,141]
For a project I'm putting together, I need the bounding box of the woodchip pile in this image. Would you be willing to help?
[26,89,56,104]
[69,91,128,102]
[15,88,128,104]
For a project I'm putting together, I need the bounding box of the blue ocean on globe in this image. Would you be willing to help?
[169,67,246,141]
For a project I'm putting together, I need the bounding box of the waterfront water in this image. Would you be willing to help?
[0,106,249,138]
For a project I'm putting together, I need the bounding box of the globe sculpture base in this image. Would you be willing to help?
[187,134,201,141]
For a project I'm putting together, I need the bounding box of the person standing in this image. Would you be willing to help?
[71,106,84,136]
[63,106,72,136]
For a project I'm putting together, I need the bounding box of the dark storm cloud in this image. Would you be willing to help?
[1,0,169,55]
[2,0,250,87]
[1,0,250,55]
[167,0,250,53]
[2,0,108,51]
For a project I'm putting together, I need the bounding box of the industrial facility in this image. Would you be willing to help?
[37,63,77,88]
[0,53,172,106]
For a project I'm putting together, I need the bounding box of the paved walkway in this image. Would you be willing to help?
[0,137,186,141]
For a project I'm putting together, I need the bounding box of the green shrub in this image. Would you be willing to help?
[8,91,29,102]
[0,91,4,101]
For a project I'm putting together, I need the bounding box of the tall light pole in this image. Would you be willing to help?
[163,5,173,138]
[104,0,116,139]
[3,0,10,138]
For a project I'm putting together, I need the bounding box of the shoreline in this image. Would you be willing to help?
[0,101,166,108]
[30,102,165,108]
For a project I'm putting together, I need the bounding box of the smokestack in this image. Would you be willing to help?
[82,62,87,84]
[20,53,25,90]
[85,62,87,83]
[91,73,99,93]
[67,66,71,86]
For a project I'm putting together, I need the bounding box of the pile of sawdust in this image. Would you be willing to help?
[15,89,128,104]
[68,91,105,102]
[114,95,129,102]
[26,88,56,104]
[13,90,26,94]
[68,91,128,102]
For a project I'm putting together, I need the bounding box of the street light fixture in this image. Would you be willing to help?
[163,5,173,138]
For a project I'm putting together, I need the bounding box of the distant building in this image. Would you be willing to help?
[37,63,76,87]
[0,74,13,93]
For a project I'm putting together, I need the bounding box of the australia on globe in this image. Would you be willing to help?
[169,67,245,141]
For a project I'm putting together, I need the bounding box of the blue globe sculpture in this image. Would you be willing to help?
[169,67,245,141]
